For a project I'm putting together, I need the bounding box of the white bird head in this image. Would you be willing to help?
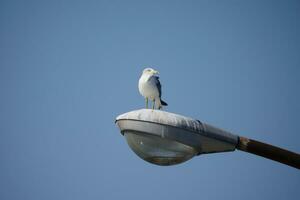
[142,68,159,76]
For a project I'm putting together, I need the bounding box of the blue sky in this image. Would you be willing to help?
[1,0,299,199]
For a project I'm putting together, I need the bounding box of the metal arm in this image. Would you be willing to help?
[236,136,300,169]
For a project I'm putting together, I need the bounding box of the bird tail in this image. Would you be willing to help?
[156,98,168,110]
[161,100,168,106]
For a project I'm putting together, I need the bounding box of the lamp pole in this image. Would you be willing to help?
[237,136,300,169]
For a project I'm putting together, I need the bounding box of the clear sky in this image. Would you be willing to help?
[1,0,300,199]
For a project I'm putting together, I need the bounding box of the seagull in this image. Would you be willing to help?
[138,68,168,109]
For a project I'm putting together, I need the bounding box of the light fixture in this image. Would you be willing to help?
[115,109,300,169]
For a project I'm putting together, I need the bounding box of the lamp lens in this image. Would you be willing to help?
[124,132,197,166]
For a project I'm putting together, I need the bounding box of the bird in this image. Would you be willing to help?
[138,68,168,110]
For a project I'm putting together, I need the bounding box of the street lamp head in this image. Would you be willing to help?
[115,109,238,166]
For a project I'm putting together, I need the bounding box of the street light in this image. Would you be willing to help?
[115,109,300,169]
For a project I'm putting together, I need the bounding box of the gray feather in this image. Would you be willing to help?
[148,75,162,97]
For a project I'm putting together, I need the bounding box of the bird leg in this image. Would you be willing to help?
[145,98,148,109]
[152,99,155,110]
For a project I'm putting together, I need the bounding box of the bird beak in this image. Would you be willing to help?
[153,70,159,75]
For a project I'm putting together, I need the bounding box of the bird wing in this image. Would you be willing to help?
[148,75,162,97]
